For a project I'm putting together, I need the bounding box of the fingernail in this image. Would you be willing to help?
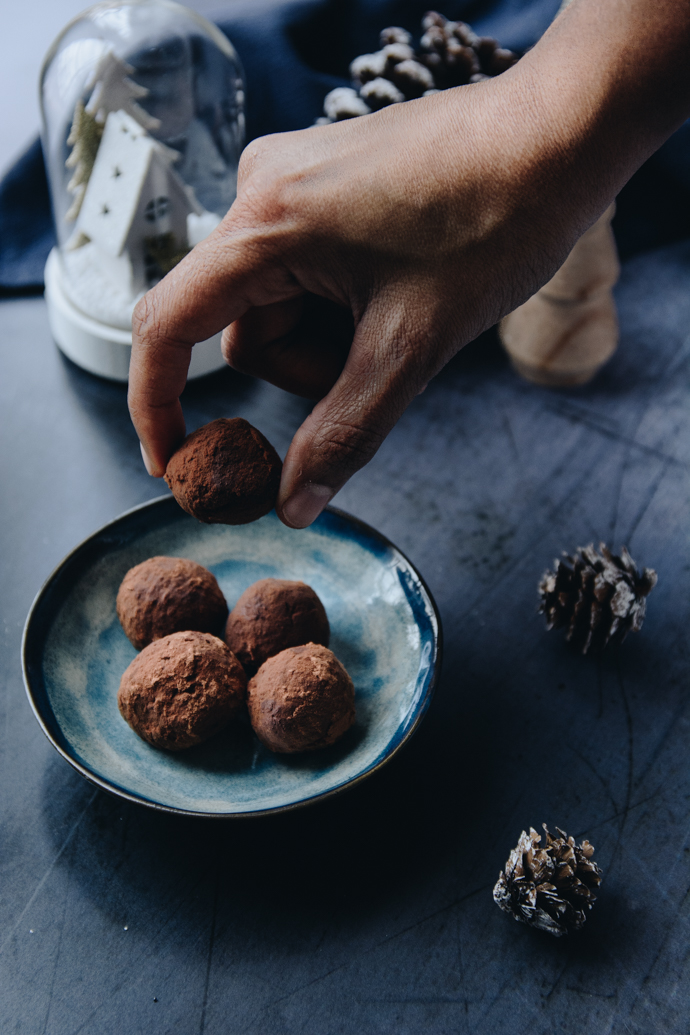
[140,441,155,476]
[281,483,333,528]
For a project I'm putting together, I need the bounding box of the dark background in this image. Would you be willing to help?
[2,0,690,1032]
[2,237,689,1032]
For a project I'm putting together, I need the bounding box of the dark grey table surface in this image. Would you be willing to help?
[1,240,689,1034]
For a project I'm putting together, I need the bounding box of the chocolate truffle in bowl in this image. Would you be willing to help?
[116,556,228,650]
[225,578,330,674]
[247,643,355,753]
[165,418,282,525]
[118,631,246,751]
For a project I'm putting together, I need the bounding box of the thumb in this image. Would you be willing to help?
[277,300,429,528]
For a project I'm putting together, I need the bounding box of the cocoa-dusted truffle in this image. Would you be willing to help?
[116,556,228,650]
[225,578,330,674]
[165,418,282,525]
[247,643,355,753]
[118,630,246,751]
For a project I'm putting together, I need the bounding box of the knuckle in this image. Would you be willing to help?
[221,324,269,377]
[220,328,234,367]
[239,132,287,173]
[132,290,162,346]
[220,328,253,373]
[238,136,282,188]
[220,327,233,365]
[313,415,383,471]
[236,172,292,229]
[237,141,261,182]
[236,136,308,231]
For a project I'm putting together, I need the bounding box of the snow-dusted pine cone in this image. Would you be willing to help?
[538,543,657,654]
[419,12,518,87]
[493,825,603,937]
[379,26,412,47]
[349,51,387,86]
[381,41,415,69]
[472,36,520,76]
[360,77,405,111]
[389,58,435,98]
[319,11,520,124]
[421,10,478,47]
[323,87,371,121]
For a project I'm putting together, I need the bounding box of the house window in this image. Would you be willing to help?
[145,196,170,222]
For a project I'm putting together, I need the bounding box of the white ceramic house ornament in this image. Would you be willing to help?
[40,0,245,381]
[74,109,201,298]
[63,49,162,224]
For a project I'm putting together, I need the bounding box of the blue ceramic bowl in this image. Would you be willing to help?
[22,498,441,816]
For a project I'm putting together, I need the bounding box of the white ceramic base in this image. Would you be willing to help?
[44,248,226,383]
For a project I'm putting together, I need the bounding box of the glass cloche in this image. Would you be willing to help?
[40,0,245,380]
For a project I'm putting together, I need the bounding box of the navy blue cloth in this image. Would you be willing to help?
[2,0,690,292]
[0,138,55,293]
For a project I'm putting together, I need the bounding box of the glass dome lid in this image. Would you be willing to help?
[40,0,244,334]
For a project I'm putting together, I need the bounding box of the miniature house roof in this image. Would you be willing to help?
[76,109,201,257]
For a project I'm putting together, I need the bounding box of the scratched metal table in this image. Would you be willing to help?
[1,237,689,1033]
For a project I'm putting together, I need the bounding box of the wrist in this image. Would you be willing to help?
[500,0,690,231]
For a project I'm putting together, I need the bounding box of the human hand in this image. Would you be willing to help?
[128,0,690,527]
[129,83,576,526]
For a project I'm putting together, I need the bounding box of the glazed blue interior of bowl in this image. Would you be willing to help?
[23,499,440,815]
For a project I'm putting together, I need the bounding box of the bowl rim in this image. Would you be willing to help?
[22,496,443,818]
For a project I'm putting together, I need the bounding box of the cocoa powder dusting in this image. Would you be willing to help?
[164,418,282,525]
[118,630,246,751]
[247,643,355,753]
[225,578,330,674]
[116,556,228,650]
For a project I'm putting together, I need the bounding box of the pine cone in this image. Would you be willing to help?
[320,11,520,124]
[493,825,603,937]
[380,26,411,47]
[421,11,447,32]
[419,19,478,86]
[360,77,405,110]
[381,42,416,75]
[422,15,478,48]
[489,47,519,75]
[323,87,371,121]
[452,21,479,48]
[419,14,518,86]
[443,41,479,83]
[389,59,435,98]
[539,543,657,654]
[474,36,499,72]
[349,51,387,86]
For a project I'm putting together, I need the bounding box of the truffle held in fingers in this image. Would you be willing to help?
[247,643,355,753]
[225,578,330,674]
[165,418,282,525]
[116,555,228,650]
[118,630,247,751]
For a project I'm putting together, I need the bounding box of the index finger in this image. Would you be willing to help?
[128,225,303,476]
